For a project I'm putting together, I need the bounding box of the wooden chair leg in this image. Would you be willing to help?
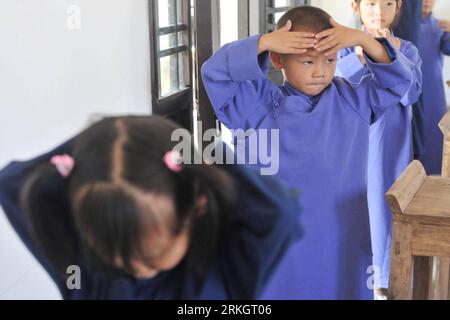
[448,267,450,299]
[431,257,450,300]
[413,256,432,300]
[389,219,414,300]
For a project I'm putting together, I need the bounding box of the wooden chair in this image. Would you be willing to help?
[440,110,450,178]
[386,160,450,300]
[431,110,450,300]
[387,110,450,300]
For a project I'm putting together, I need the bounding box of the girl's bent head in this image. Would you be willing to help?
[22,116,235,281]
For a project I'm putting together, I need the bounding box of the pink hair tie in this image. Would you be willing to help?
[163,151,183,173]
[50,154,75,178]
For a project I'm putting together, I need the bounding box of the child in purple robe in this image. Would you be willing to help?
[202,6,420,299]
[336,0,422,299]
[417,0,450,175]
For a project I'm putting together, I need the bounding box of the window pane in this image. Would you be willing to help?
[266,0,309,32]
[158,0,176,28]
[274,12,284,23]
[159,31,185,52]
[159,33,178,51]
[159,54,179,97]
[178,31,185,46]
[274,0,289,7]
[177,0,184,25]
[178,50,189,89]
[219,0,238,46]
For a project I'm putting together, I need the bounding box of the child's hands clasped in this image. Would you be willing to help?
[354,28,400,65]
[258,20,317,54]
[372,28,401,50]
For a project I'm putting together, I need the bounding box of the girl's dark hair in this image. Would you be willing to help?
[20,116,235,284]
[354,0,403,29]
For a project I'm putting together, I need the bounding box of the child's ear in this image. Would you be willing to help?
[270,52,284,71]
[397,0,403,10]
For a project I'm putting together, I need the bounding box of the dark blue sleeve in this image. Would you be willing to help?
[441,32,450,55]
[219,164,302,299]
[429,17,450,56]
[392,0,422,48]
[0,139,75,295]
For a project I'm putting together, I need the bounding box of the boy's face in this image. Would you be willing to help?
[422,0,436,16]
[270,48,337,97]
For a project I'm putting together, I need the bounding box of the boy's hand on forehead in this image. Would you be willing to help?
[315,18,365,56]
[258,20,317,55]
[315,18,392,64]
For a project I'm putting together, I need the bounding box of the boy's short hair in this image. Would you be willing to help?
[277,6,332,33]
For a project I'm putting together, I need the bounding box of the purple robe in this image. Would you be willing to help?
[417,14,450,174]
[202,35,416,299]
[337,39,422,289]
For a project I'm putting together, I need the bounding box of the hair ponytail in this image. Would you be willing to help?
[178,162,236,283]
[20,162,79,278]
[18,116,239,288]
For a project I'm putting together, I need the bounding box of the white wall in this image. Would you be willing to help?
[310,0,355,27]
[0,0,151,299]
[220,0,238,46]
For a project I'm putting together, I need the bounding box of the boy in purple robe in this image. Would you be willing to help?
[201,6,420,299]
